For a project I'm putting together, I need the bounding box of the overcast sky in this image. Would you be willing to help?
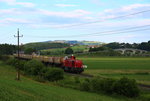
[0,0,150,44]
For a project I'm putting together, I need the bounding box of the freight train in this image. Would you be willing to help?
[14,54,86,73]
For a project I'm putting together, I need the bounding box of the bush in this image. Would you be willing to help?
[6,58,18,66]
[18,60,26,70]
[0,55,10,61]
[100,78,116,94]
[83,77,139,97]
[74,77,80,84]
[113,77,140,97]
[80,78,90,91]
[90,77,115,94]
[65,47,73,54]
[24,59,45,76]
[56,76,79,89]
[43,68,64,81]
[90,77,102,93]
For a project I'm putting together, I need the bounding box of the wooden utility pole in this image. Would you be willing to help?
[14,28,23,80]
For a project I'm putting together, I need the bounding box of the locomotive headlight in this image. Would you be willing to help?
[83,65,87,68]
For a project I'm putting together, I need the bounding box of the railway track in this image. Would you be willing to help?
[139,84,150,91]
[66,72,150,91]
[66,72,94,78]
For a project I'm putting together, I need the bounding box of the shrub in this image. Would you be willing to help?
[74,77,80,83]
[90,77,103,93]
[113,77,140,97]
[56,76,78,89]
[18,60,26,70]
[100,78,116,94]
[0,55,10,61]
[65,47,73,54]
[6,58,18,66]
[24,59,45,76]
[90,77,115,94]
[80,79,90,91]
[6,58,26,70]
[43,68,64,81]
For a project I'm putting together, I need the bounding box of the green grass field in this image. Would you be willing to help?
[80,58,150,70]
[1,61,147,101]
[79,57,150,85]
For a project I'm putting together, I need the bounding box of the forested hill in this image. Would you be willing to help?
[104,41,150,51]
[23,42,69,50]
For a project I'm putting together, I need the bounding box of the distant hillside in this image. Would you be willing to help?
[46,40,104,45]
[23,42,69,50]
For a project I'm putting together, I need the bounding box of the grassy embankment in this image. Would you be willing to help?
[80,57,150,85]
[1,61,146,101]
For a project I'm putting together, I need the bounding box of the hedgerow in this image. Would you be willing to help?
[79,77,140,97]
[43,68,64,81]
[24,59,45,76]
[113,77,140,97]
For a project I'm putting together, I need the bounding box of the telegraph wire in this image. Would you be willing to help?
[25,24,150,38]
[51,9,150,28]
[88,28,150,37]
[25,28,150,38]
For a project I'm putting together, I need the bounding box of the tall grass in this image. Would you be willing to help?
[1,61,142,101]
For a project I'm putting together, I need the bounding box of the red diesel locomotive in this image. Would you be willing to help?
[14,54,86,73]
[63,55,84,73]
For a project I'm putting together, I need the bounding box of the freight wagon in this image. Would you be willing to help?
[14,54,86,73]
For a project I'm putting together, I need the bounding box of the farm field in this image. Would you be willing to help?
[1,61,145,101]
[80,57,150,69]
[80,57,150,85]
[41,45,88,55]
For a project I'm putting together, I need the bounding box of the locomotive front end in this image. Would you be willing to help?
[63,55,85,73]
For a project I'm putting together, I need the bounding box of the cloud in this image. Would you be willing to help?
[0,0,35,7]
[0,18,32,25]
[0,7,91,19]
[1,3,149,29]
[0,8,38,17]
[0,7,93,27]
[90,0,104,6]
[55,4,78,7]
[39,9,91,18]
[0,0,15,2]
[121,4,150,11]
[99,3,150,20]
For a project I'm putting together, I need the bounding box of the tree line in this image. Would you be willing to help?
[105,40,150,51]
[90,40,150,52]
[0,44,16,55]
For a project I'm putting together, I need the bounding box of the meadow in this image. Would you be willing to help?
[1,61,147,101]
[79,57,150,85]
[41,45,88,55]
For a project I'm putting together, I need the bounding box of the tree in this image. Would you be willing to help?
[24,48,36,54]
[65,47,74,54]
[104,42,120,49]
[137,41,150,51]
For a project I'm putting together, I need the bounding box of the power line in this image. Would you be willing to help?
[89,28,150,37]
[30,28,150,38]
[52,9,150,28]
[25,24,150,38]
